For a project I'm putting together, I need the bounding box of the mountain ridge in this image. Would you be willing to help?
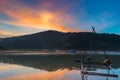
[1,30,120,50]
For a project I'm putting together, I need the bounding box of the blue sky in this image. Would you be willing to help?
[0,0,120,37]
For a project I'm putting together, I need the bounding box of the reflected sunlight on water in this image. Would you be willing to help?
[0,53,119,80]
[0,63,119,80]
[1,66,69,80]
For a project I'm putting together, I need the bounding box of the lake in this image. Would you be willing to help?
[0,52,120,80]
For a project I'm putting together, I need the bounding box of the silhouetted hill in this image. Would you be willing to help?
[59,33,120,50]
[0,45,6,50]
[1,30,71,49]
[1,30,120,50]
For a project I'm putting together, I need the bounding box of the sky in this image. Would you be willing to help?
[0,0,120,38]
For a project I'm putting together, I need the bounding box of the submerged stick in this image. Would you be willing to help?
[82,71,118,78]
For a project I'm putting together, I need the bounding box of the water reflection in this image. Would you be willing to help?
[0,64,119,80]
[0,54,120,70]
[0,54,119,80]
[2,68,70,80]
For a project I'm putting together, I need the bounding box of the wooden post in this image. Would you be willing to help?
[80,60,85,80]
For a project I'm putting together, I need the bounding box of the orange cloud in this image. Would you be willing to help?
[0,30,22,38]
[2,69,69,80]
[0,0,80,32]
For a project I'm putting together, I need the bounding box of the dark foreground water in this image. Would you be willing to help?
[0,52,120,80]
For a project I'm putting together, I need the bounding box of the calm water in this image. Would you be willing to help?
[0,52,120,80]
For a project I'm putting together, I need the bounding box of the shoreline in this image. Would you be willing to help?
[0,50,120,55]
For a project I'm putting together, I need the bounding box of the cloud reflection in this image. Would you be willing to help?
[2,69,70,80]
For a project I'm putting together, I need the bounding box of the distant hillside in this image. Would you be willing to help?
[0,45,6,50]
[1,30,120,50]
[59,32,120,50]
[1,30,71,49]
